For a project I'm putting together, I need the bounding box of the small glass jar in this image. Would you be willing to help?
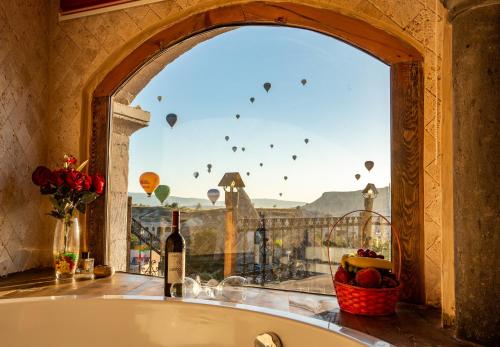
[76,251,94,279]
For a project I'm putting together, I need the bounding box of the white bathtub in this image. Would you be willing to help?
[0,296,391,346]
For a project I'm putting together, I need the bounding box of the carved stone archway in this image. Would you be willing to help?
[88,2,424,303]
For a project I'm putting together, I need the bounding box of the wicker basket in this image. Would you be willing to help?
[327,210,402,316]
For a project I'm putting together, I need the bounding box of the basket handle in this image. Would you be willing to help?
[326,209,402,283]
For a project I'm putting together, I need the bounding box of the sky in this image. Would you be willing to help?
[126,26,390,203]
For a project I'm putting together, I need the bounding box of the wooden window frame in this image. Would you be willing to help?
[88,2,424,303]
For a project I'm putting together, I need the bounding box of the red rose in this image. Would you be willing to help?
[92,174,105,194]
[32,166,52,186]
[65,169,83,191]
[50,169,66,186]
[81,173,92,191]
[65,155,77,166]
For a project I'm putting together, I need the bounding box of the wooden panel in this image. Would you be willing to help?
[86,96,111,266]
[391,61,425,304]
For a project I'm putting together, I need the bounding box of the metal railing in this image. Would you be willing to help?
[128,213,391,293]
[237,214,392,290]
[130,217,163,276]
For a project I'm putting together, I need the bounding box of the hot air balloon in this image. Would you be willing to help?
[284,176,288,181]
[304,138,309,144]
[259,163,263,167]
[225,136,230,141]
[193,172,199,179]
[242,147,246,152]
[263,82,271,93]
[292,155,297,161]
[301,79,307,86]
[207,189,220,205]
[139,172,160,197]
[157,96,162,102]
[166,113,177,128]
[364,161,374,172]
[246,172,250,176]
[250,97,255,103]
[232,146,237,152]
[207,164,212,173]
[154,185,170,205]
[270,144,274,149]
[235,114,240,120]
[279,193,282,197]
[355,174,361,180]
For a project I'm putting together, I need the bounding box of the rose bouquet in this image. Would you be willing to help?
[32,154,105,278]
[32,154,104,219]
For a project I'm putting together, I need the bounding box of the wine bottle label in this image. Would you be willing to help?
[167,252,185,283]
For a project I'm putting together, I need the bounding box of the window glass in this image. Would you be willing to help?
[117,26,391,294]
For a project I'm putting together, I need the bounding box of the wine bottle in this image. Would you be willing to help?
[164,210,185,297]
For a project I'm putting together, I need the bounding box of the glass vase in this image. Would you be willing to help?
[53,217,80,279]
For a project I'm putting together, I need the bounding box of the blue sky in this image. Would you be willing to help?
[127,26,390,203]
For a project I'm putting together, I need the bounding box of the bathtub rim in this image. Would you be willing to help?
[0,295,393,346]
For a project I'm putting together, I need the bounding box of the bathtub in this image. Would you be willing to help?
[0,296,391,346]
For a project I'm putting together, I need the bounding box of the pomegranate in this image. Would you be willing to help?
[334,265,351,284]
[355,267,382,288]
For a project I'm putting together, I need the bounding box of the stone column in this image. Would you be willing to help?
[447,1,500,344]
[223,189,238,277]
[108,102,150,272]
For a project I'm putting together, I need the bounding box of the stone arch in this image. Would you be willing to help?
[86,1,424,303]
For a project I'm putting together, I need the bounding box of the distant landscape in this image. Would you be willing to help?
[129,192,306,209]
[130,185,390,216]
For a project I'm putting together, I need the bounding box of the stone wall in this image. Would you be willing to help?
[109,102,150,271]
[47,0,448,307]
[0,1,52,275]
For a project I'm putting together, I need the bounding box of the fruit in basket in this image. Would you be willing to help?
[341,254,352,268]
[334,265,351,284]
[345,255,392,270]
[355,267,382,288]
[382,276,399,288]
[357,248,385,258]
